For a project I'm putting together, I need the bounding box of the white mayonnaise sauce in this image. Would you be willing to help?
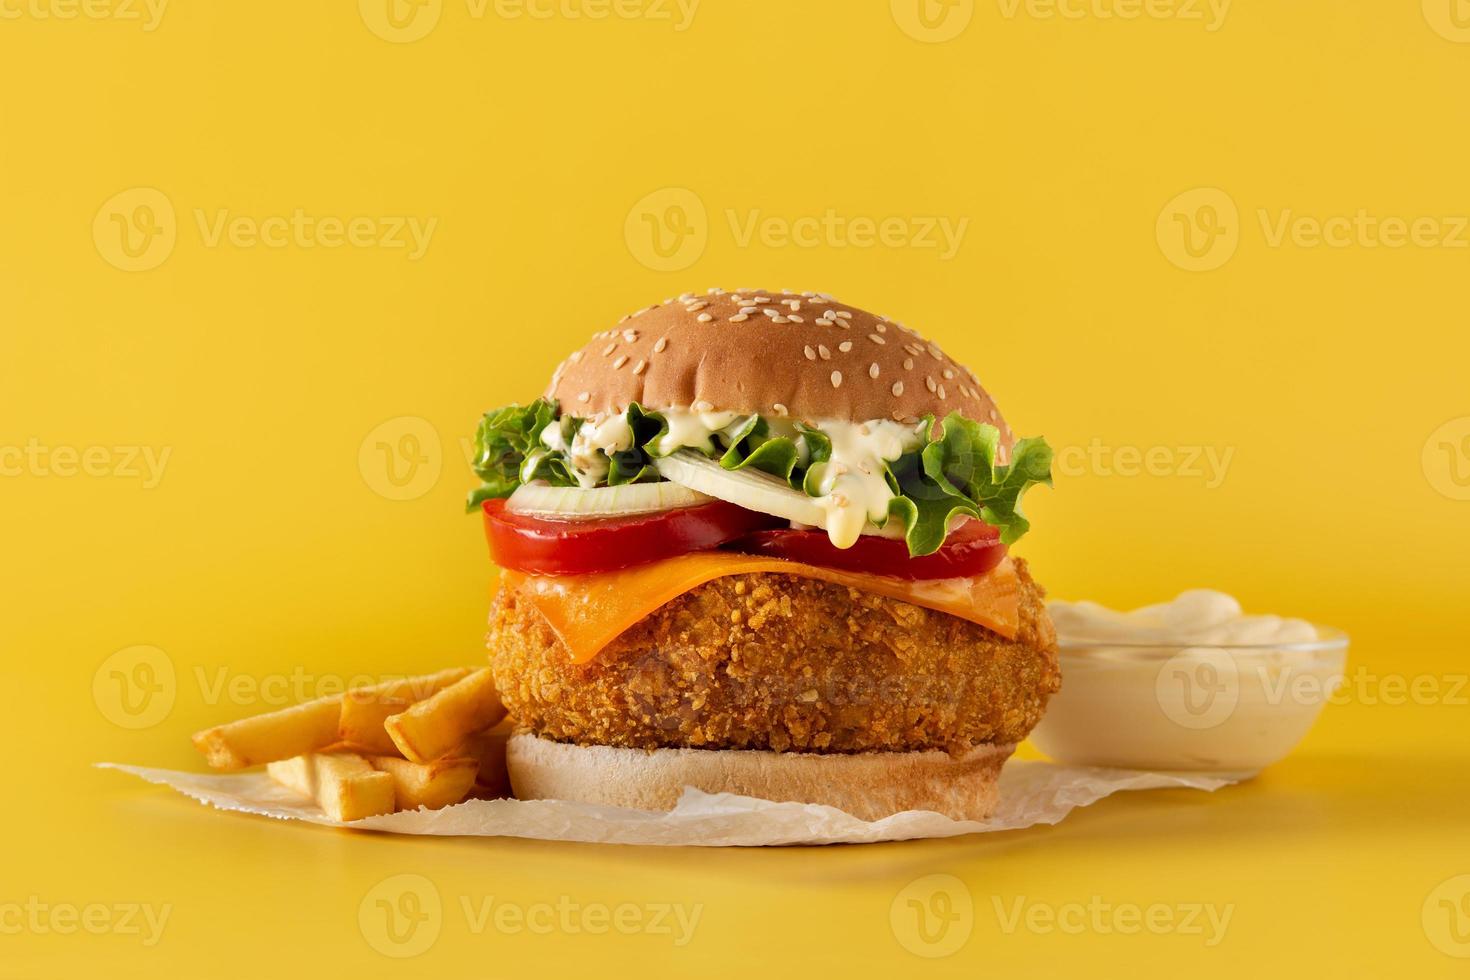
[1031,591,1345,775]
[539,413,635,488]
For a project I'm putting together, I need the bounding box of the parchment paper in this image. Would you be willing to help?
[99,761,1239,846]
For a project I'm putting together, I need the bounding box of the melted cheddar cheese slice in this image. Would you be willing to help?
[501,553,1020,664]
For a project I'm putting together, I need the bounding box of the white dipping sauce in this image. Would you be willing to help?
[1030,590,1346,774]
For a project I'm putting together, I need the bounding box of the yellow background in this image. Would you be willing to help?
[2,1,1468,976]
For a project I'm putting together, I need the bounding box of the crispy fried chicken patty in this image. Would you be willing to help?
[487,559,1060,756]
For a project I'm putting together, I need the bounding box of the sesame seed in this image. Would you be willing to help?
[623,330,639,342]
[926,376,937,393]
[730,314,749,323]
[772,403,788,416]
[892,381,904,396]
[988,408,998,421]
[928,345,943,359]
[654,337,669,353]
[740,306,758,315]
[838,341,852,353]
[938,385,947,399]
[903,358,915,370]
[686,301,708,312]
[943,369,955,380]
[633,360,647,375]
[695,400,714,412]
[697,313,713,323]
[869,363,880,379]
[577,391,590,403]
[830,371,843,388]
[834,311,852,319]
[602,343,617,357]
[788,314,804,323]
[569,350,583,363]
[804,346,817,361]
[772,315,790,324]
[875,323,887,333]
[612,355,628,369]
[867,333,886,345]
[818,344,831,360]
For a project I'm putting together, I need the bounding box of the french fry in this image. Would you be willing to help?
[266,752,396,822]
[338,695,409,756]
[368,755,479,811]
[192,667,472,770]
[462,726,511,799]
[385,668,506,763]
[194,699,342,772]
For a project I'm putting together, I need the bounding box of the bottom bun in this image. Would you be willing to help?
[506,733,1015,822]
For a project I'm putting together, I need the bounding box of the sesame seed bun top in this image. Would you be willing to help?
[545,289,1013,446]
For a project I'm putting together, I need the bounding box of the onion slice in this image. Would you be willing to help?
[506,481,712,519]
[652,450,829,528]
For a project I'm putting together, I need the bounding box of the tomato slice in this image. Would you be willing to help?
[726,519,1006,580]
[483,498,781,575]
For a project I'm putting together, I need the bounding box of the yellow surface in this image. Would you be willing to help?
[2,2,1468,977]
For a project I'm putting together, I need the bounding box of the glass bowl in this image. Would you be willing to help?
[1028,628,1349,776]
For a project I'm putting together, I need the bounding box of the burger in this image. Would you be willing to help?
[468,289,1058,821]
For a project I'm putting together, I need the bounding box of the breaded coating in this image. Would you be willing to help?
[487,560,1060,756]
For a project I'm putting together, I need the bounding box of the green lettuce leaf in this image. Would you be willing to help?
[975,435,1054,545]
[883,413,1052,552]
[716,415,803,486]
[883,416,981,556]
[607,404,665,486]
[466,398,562,510]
